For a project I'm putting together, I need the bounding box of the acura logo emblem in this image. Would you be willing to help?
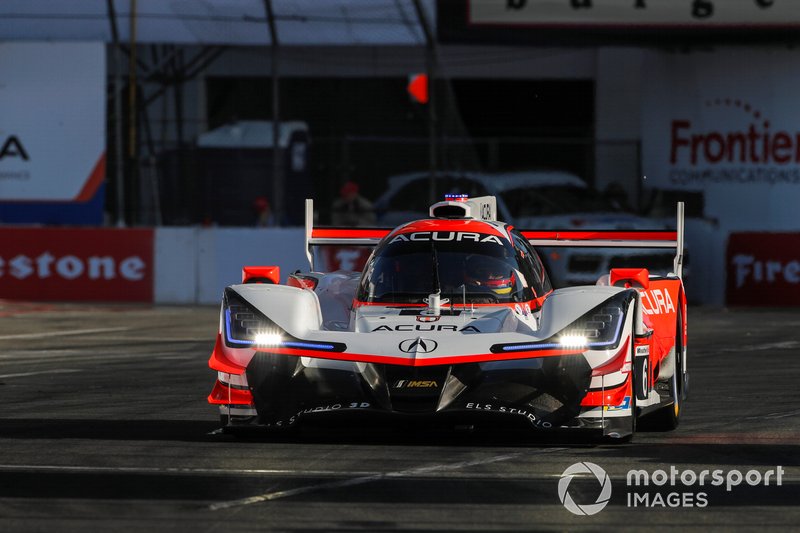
[399,338,438,354]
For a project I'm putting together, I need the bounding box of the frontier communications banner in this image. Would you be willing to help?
[640,48,800,232]
[0,42,105,223]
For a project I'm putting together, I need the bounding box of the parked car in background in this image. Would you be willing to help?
[374,171,682,287]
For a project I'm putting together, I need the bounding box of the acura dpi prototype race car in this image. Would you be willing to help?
[208,195,688,440]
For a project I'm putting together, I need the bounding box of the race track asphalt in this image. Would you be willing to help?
[0,302,797,531]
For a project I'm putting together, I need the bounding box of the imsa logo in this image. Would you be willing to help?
[393,380,439,389]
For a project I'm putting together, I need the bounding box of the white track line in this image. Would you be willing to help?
[0,369,81,379]
[208,448,565,511]
[718,341,800,353]
[0,464,380,476]
[745,409,800,420]
[0,352,204,366]
[0,327,132,340]
[0,354,171,365]
[0,349,82,359]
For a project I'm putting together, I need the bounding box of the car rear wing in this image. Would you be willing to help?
[305,199,685,279]
[304,199,391,271]
[521,202,685,279]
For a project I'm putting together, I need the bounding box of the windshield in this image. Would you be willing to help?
[500,185,618,218]
[356,234,546,305]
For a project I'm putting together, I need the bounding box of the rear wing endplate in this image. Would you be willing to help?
[520,202,685,279]
[305,199,390,271]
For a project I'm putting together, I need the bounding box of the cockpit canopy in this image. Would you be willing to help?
[356,226,551,305]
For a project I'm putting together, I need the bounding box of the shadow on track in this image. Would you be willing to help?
[0,418,220,442]
[0,418,597,447]
[0,416,598,447]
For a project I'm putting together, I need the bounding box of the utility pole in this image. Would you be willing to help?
[264,0,283,225]
[127,0,139,224]
[107,0,125,226]
[412,0,438,205]
[128,0,138,163]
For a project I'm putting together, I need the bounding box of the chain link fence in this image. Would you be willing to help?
[142,136,639,226]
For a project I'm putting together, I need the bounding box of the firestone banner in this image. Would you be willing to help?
[641,48,800,231]
[0,228,154,302]
[727,233,800,306]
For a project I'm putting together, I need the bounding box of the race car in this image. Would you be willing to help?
[208,195,688,440]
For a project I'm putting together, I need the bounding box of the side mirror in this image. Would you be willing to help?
[609,268,650,289]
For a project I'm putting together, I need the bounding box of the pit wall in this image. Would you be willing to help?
[154,227,309,304]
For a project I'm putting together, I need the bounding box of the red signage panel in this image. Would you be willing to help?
[727,232,800,306]
[0,228,154,302]
[321,246,372,273]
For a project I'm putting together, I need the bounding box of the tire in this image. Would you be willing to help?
[644,310,683,431]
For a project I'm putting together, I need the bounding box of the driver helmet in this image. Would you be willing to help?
[465,255,515,295]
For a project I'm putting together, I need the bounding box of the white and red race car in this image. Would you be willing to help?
[208,195,688,440]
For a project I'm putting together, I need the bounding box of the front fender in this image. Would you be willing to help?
[230,283,323,337]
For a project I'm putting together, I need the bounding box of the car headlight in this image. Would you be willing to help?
[222,288,345,353]
[553,292,631,349]
[492,291,634,353]
[223,289,284,347]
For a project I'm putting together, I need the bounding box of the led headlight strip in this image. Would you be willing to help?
[223,289,344,352]
[490,291,635,353]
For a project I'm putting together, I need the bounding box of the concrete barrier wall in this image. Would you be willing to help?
[154,227,308,304]
[682,220,725,306]
[152,224,727,306]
